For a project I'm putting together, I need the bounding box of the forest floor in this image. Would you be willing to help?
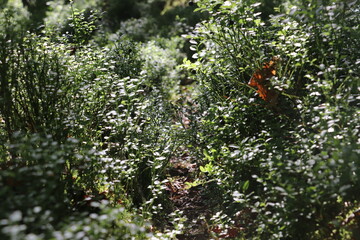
[165,150,242,239]
[157,86,243,239]
[159,85,214,239]
[166,151,211,239]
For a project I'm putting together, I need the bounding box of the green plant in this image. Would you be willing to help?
[0,132,103,239]
[0,5,180,238]
[0,11,74,143]
[68,5,100,46]
[184,0,360,238]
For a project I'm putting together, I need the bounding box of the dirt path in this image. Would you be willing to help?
[164,151,243,239]
[159,86,241,239]
[165,152,212,239]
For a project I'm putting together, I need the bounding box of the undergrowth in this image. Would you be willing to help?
[0,0,359,239]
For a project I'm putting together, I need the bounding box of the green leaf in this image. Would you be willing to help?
[199,165,207,172]
[242,180,250,192]
[203,149,212,161]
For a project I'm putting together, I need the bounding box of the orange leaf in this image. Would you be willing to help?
[248,57,280,104]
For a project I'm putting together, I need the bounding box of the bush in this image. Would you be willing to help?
[0,6,176,239]
[0,10,73,142]
[184,0,360,238]
[1,0,358,239]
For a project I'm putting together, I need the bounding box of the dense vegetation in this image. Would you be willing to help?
[0,0,359,239]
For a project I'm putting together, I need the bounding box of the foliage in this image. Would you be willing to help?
[0,4,179,239]
[0,0,359,239]
[0,12,72,141]
[0,133,100,239]
[184,0,360,238]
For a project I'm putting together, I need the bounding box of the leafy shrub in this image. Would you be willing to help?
[0,10,74,141]
[53,204,151,240]
[184,0,360,238]
[140,36,186,99]
[2,0,358,238]
[0,6,177,239]
[0,132,110,239]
